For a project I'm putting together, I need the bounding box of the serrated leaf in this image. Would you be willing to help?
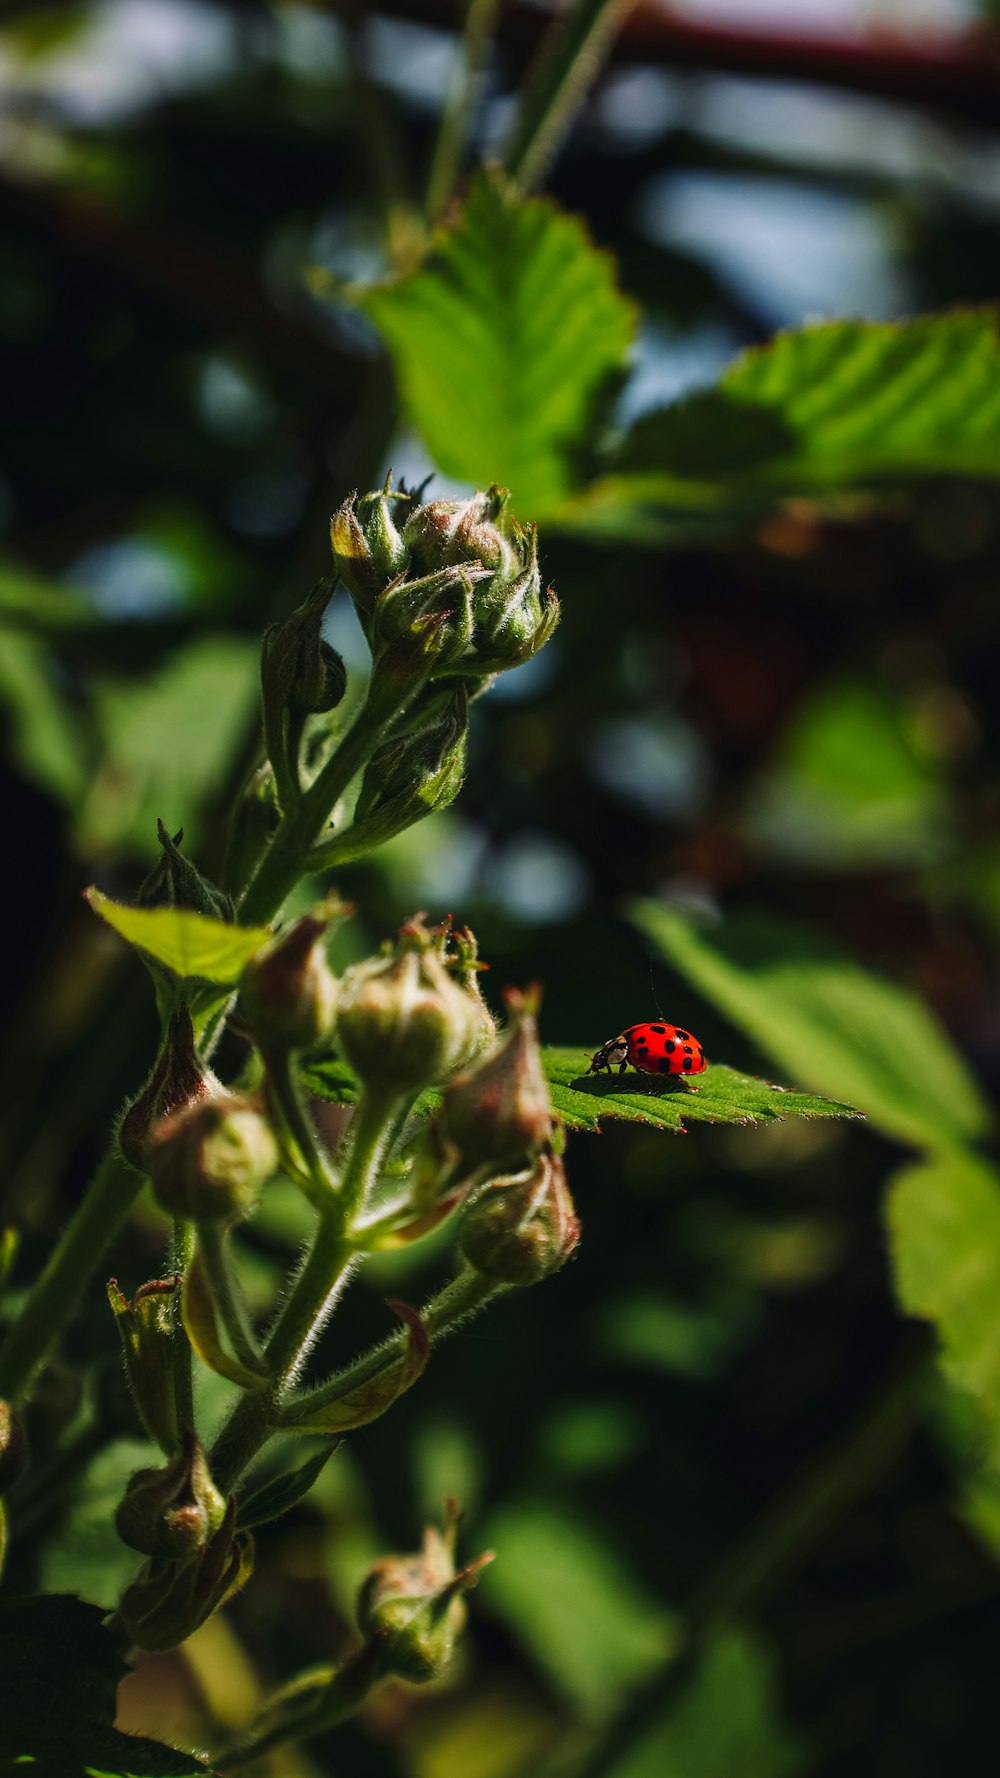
[86,888,270,985]
[888,1150,1000,1432]
[236,1444,338,1531]
[0,1594,211,1775]
[634,901,990,1153]
[351,167,634,514]
[560,311,1000,535]
[542,1051,859,1133]
[300,1050,857,1134]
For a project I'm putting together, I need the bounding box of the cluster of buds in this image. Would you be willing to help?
[331,479,558,691]
[357,1504,493,1683]
[116,1432,252,1651]
[460,1144,580,1286]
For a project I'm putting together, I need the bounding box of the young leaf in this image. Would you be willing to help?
[633,901,990,1154]
[0,1594,211,1775]
[620,311,1000,493]
[543,1051,859,1134]
[888,1150,1000,1433]
[236,1444,338,1531]
[86,888,271,985]
[183,1251,264,1389]
[348,167,634,514]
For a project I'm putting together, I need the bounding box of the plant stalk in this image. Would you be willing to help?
[426,0,501,223]
[502,0,636,193]
[0,1148,142,1404]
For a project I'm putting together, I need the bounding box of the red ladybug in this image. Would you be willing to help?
[589,1022,707,1082]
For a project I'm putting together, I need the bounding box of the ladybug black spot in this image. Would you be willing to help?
[683,1045,692,1055]
[664,1039,675,1053]
[683,1057,693,1071]
[650,1024,666,1034]
[676,1030,689,1040]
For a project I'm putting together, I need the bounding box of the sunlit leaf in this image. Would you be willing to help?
[348,167,634,514]
[888,1149,1000,1430]
[85,888,270,984]
[542,1051,860,1134]
[634,901,990,1153]
[0,631,90,806]
[36,1437,158,1609]
[236,1444,338,1531]
[0,1594,210,1774]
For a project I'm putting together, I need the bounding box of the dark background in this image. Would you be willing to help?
[2,4,1000,1774]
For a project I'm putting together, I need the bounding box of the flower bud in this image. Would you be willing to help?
[261,581,347,721]
[118,1497,253,1652]
[240,910,341,1053]
[118,1006,215,1172]
[336,919,485,1094]
[345,685,468,857]
[330,483,410,630]
[137,821,234,921]
[460,1147,580,1285]
[146,1093,279,1224]
[107,1277,181,1454]
[441,987,551,1169]
[115,1430,226,1558]
[0,1401,28,1494]
[357,1506,493,1684]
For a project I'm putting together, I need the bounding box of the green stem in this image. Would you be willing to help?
[237,700,386,926]
[0,1147,142,1404]
[170,1218,196,1434]
[218,1639,384,1768]
[263,1047,338,1203]
[501,0,636,193]
[210,1087,405,1491]
[280,1267,503,1428]
[197,1223,260,1370]
[426,0,501,223]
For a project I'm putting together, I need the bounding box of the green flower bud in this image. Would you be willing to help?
[147,1092,279,1224]
[357,1507,493,1684]
[0,1400,28,1494]
[336,919,485,1093]
[261,580,347,721]
[118,1006,215,1173]
[137,821,234,921]
[344,684,468,857]
[441,986,551,1169]
[118,1496,253,1652]
[460,1147,580,1285]
[330,482,410,630]
[115,1430,226,1558]
[240,910,341,1054]
[107,1277,182,1455]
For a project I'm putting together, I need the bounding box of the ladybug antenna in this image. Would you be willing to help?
[647,949,666,1022]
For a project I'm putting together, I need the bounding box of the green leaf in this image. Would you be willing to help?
[86,888,270,985]
[300,1049,857,1134]
[888,1150,1000,1430]
[36,1437,158,1609]
[481,1500,678,1720]
[562,311,1000,535]
[0,631,90,807]
[634,901,990,1153]
[0,1594,210,1775]
[350,168,634,514]
[541,1051,860,1135]
[236,1444,338,1531]
[603,1631,803,1778]
[182,1253,264,1388]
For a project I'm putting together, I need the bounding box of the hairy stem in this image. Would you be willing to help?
[198,1222,261,1370]
[170,1218,196,1433]
[237,699,386,925]
[263,1047,338,1202]
[0,1148,142,1404]
[426,0,501,223]
[502,0,636,193]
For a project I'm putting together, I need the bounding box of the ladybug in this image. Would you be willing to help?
[589,1022,707,1084]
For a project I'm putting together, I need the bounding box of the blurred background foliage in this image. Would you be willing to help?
[3,2,1000,1774]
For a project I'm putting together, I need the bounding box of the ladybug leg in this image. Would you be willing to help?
[618,1060,627,1076]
